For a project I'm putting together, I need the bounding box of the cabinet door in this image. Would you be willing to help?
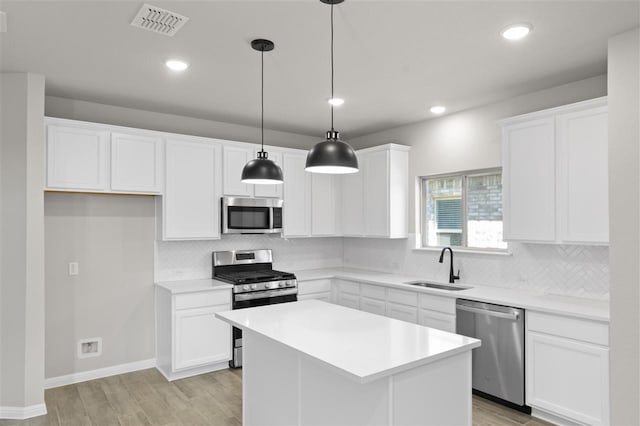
[174,305,231,370]
[311,174,338,236]
[364,150,390,237]
[222,145,254,196]
[282,152,310,237]
[111,132,163,193]
[386,302,418,323]
[340,168,364,236]
[502,118,556,242]
[336,292,360,310]
[557,107,609,244]
[47,125,108,191]
[253,148,283,198]
[360,297,386,316]
[164,139,220,240]
[298,292,331,302]
[418,309,456,332]
[526,331,609,425]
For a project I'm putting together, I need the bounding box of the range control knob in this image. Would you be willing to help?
[265,282,275,289]
[243,285,250,291]
[279,281,285,287]
[250,284,258,290]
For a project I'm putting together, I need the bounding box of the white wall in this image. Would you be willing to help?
[45,96,318,150]
[608,27,640,425]
[0,73,46,412]
[44,193,156,379]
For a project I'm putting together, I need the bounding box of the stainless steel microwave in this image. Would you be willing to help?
[221,197,283,234]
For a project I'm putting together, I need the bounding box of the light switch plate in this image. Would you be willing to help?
[68,262,79,276]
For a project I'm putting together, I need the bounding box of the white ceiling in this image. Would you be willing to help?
[1,1,638,140]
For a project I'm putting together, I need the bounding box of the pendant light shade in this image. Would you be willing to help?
[241,39,283,185]
[305,0,358,174]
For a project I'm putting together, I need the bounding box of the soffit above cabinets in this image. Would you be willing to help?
[1,1,638,141]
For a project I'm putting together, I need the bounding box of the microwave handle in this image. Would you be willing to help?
[269,208,274,230]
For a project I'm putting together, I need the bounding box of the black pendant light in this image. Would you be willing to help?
[241,39,284,185]
[305,0,358,174]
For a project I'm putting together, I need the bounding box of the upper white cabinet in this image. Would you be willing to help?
[253,148,283,199]
[222,145,254,197]
[556,106,609,243]
[110,132,163,193]
[282,152,311,237]
[162,138,221,240]
[500,97,608,244]
[341,144,410,239]
[311,174,340,236]
[47,124,109,191]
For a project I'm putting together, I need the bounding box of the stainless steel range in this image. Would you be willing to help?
[212,249,297,368]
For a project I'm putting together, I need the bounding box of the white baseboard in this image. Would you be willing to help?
[531,407,583,426]
[0,403,47,420]
[44,358,156,389]
[156,360,229,382]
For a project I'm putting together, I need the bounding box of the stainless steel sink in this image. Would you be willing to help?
[403,281,471,291]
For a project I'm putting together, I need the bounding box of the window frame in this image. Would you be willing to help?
[420,167,507,252]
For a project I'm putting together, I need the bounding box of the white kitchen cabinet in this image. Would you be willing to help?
[110,132,163,193]
[332,279,360,309]
[340,144,410,239]
[156,286,231,381]
[46,124,109,191]
[340,170,364,236]
[282,152,311,237]
[222,145,254,197]
[162,138,221,240]
[253,147,283,199]
[386,302,418,323]
[297,279,332,302]
[311,174,340,236]
[500,97,608,244]
[418,293,456,332]
[360,297,386,316]
[526,311,609,425]
[556,106,609,244]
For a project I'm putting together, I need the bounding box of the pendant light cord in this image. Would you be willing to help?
[330,3,335,132]
[261,48,265,152]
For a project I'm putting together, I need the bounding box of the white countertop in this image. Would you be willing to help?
[295,268,610,322]
[216,299,481,384]
[155,278,233,294]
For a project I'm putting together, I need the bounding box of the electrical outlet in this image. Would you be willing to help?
[68,262,79,276]
[77,337,102,359]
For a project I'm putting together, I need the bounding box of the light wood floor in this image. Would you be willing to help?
[0,368,552,426]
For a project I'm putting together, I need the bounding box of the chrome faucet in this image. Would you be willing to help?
[438,247,460,284]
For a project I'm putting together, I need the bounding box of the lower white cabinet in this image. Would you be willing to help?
[418,309,456,333]
[297,279,332,302]
[526,311,609,425]
[360,297,386,315]
[156,286,231,381]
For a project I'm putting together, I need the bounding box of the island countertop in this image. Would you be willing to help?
[216,299,480,384]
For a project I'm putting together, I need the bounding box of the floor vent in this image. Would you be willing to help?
[130,3,189,37]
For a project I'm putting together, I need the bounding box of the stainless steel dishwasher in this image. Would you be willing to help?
[456,299,529,413]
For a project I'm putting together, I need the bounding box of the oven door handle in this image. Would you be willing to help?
[234,288,298,301]
[456,304,521,321]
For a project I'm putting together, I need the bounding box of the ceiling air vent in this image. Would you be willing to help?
[130,4,189,37]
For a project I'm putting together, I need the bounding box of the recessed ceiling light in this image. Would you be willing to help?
[165,60,189,71]
[501,24,532,41]
[328,97,344,106]
[430,106,446,114]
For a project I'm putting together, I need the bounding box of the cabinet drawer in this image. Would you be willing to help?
[527,311,608,346]
[419,293,456,314]
[361,297,386,316]
[175,291,231,310]
[335,280,360,295]
[298,292,331,302]
[419,309,456,333]
[360,284,386,300]
[337,292,360,310]
[386,302,418,324]
[298,279,332,295]
[387,288,418,307]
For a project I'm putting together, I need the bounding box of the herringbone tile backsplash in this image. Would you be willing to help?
[343,236,609,300]
[157,234,609,300]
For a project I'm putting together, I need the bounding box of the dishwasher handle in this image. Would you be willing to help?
[456,304,521,321]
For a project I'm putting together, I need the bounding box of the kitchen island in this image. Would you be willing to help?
[216,300,480,425]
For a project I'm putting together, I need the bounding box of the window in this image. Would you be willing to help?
[421,169,507,250]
